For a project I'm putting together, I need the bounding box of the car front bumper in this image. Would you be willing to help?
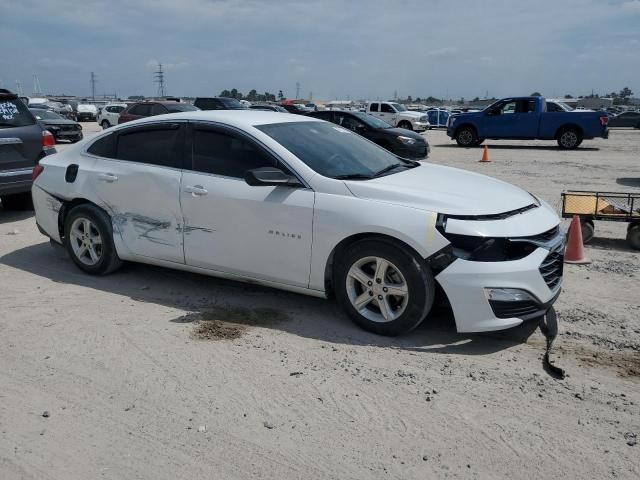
[436,243,563,332]
[412,121,429,131]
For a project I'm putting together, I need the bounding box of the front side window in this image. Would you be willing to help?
[257,121,411,179]
[115,125,182,168]
[381,103,395,113]
[335,113,364,132]
[191,128,275,178]
[107,105,126,114]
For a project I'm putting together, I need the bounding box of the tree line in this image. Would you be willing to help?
[218,88,286,102]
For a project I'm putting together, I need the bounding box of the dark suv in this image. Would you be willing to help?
[193,97,246,110]
[117,101,199,124]
[0,89,56,209]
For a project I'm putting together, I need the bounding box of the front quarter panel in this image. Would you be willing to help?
[309,192,449,291]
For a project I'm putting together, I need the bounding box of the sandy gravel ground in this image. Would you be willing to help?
[0,122,638,479]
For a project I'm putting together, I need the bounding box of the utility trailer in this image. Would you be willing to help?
[561,190,640,250]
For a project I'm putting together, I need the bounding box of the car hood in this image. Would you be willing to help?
[383,127,426,141]
[399,111,427,119]
[343,163,536,215]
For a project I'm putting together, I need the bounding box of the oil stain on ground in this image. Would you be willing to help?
[173,305,289,340]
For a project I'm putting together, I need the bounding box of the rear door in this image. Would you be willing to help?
[0,97,42,177]
[88,122,185,263]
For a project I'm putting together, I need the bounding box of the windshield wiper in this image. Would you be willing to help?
[372,163,405,177]
[334,173,374,180]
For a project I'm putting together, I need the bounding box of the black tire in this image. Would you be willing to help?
[557,128,582,149]
[334,239,435,336]
[63,203,122,275]
[101,120,110,129]
[455,126,478,147]
[1,192,33,210]
[581,220,595,244]
[398,121,413,131]
[635,122,640,130]
[627,223,640,250]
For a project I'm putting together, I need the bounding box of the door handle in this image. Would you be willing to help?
[184,185,208,197]
[98,173,118,182]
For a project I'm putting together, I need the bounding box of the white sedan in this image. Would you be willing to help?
[32,111,563,335]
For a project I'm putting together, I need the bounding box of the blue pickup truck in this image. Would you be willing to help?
[446,96,609,149]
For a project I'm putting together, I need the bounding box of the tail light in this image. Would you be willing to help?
[42,130,56,148]
[600,116,609,126]
[32,165,45,181]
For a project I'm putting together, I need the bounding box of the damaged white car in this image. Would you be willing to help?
[32,111,564,335]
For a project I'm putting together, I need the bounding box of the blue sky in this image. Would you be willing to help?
[1,0,639,100]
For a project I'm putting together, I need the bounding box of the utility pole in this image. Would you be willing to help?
[90,72,97,100]
[295,82,300,100]
[309,91,312,101]
[32,75,43,95]
[155,63,166,98]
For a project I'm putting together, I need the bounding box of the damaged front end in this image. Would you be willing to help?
[429,209,564,333]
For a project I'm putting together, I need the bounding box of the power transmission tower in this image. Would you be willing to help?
[155,63,166,98]
[295,82,300,100]
[15,80,23,96]
[90,72,97,100]
[32,75,43,95]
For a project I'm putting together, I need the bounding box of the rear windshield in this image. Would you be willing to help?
[166,103,199,113]
[220,98,245,109]
[0,98,36,128]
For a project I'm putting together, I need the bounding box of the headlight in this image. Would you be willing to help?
[420,116,428,122]
[397,135,416,145]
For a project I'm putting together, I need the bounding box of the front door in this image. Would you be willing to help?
[180,123,314,287]
[379,103,397,126]
[89,122,185,263]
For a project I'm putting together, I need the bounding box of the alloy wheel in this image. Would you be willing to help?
[346,256,409,323]
[69,217,103,266]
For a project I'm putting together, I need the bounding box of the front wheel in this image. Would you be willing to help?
[627,223,640,250]
[398,121,413,131]
[335,240,435,336]
[557,129,582,149]
[455,126,478,147]
[64,204,123,275]
[101,120,110,129]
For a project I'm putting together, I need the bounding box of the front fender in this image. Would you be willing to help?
[309,193,449,291]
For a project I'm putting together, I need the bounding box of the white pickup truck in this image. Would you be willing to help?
[366,101,430,131]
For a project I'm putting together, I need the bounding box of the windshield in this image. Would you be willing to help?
[390,103,407,112]
[31,109,63,120]
[350,111,392,129]
[556,102,574,111]
[166,103,199,113]
[0,98,36,127]
[257,121,412,179]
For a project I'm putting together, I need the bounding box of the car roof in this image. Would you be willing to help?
[112,110,320,129]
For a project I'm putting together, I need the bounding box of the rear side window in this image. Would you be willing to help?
[106,106,125,113]
[194,98,220,110]
[191,128,275,178]
[87,133,115,157]
[150,104,167,116]
[0,98,36,127]
[116,125,183,168]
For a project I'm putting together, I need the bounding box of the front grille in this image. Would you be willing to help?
[539,246,563,290]
[523,226,560,243]
[489,300,544,319]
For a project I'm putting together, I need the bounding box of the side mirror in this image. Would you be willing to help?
[244,167,301,187]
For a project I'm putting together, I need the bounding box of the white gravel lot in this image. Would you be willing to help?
[0,121,638,479]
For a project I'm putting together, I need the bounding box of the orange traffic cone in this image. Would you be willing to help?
[564,215,590,264]
[479,145,490,162]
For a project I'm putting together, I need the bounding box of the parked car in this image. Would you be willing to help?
[77,104,98,122]
[0,89,56,209]
[307,110,429,159]
[193,97,246,110]
[30,108,83,143]
[32,110,563,336]
[97,103,128,129]
[607,111,640,128]
[447,96,609,149]
[117,101,199,124]
[365,102,430,131]
[426,108,451,128]
[249,104,288,112]
[281,103,309,114]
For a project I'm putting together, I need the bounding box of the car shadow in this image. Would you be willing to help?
[1,242,539,355]
[587,237,634,252]
[616,177,640,188]
[0,208,34,225]
[436,144,600,151]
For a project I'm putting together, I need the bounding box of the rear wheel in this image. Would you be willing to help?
[1,192,33,210]
[581,220,595,244]
[63,204,122,275]
[627,223,640,250]
[557,128,582,149]
[455,126,478,147]
[334,240,435,336]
